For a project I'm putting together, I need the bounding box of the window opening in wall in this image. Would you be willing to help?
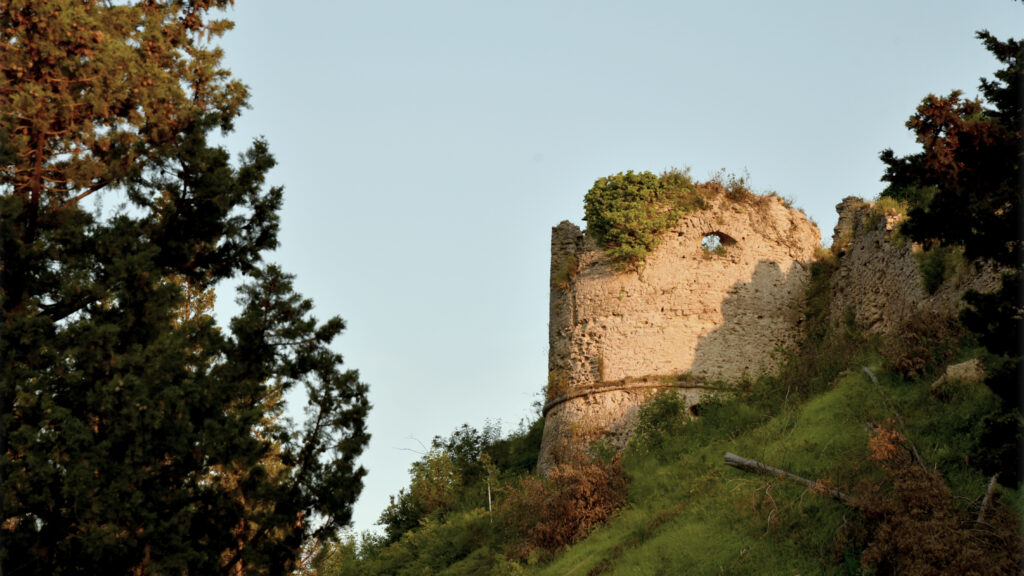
[701,232,735,257]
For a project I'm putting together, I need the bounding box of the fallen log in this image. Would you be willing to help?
[976,474,999,524]
[724,452,851,504]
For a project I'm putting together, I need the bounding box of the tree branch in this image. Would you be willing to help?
[724,452,852,504]
[59,179,109,207]
[976,474,999,524]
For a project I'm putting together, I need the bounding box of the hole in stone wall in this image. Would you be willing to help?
[701,235,722,252]
[701,232,736,256]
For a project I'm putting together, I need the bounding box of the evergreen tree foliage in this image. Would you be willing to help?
[878,33,1021,269]
[0,2,369,574]
[879,25,1022,481]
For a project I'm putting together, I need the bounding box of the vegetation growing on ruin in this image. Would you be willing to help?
[552,253,579,292]
[583,167,791,270]
[866,196,909,230]
[583,168,705,270]
[314,251,1022,574]
[310,14,1022,576]
[915,244,968,294]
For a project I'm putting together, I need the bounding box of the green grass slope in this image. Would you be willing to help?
[537,358,1010,575]
[316,248,1021,575]
[318,347,1018,576]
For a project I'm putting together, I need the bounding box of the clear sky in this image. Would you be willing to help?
[209,0,1023,535]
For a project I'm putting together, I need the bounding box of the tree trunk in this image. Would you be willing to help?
[724,452,851,504]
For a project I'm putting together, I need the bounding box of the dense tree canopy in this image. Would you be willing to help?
[1,1,369,574]
[879,30,1021,270]
[879,26,1022,482]
[879,29,1021,373]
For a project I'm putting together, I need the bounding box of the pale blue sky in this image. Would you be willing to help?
[211,1,1023,534]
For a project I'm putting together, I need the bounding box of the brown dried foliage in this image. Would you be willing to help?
[856,426,1021,575]
[867,426,907,463]
[882,314,964,379]
[499,457,629,561]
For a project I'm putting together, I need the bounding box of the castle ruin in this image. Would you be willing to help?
[827,197,1001,336]
[539,191,820,471]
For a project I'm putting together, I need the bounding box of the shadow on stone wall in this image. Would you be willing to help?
[690,259,809,382]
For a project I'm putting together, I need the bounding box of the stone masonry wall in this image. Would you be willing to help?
[828,197,1001,336]
[539,192,820,472]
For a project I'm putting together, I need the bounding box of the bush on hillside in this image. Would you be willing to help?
[499,457,628,561]
[376,419,542,543]
[628,390,691,457]
[856,424,1021,575]
[881,314,963,380]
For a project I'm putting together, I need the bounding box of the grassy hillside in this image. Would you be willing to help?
[316,362,1020,574]
[536,360,1015,575]
[315,255,1021,576]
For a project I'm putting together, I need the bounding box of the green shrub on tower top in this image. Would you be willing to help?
[583,168,704,270]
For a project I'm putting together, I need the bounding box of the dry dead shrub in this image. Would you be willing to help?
[499,457,628,561]
[867,425,907,463]
[856,425,1021,575]
[882,313,963,379]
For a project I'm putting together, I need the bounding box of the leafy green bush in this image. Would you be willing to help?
[915,244,963,294]
[878,184,939,211]
[487,417,546,477]
[546,369,570,402]
[583,168,703,270]
[375,419,545,545]
[866,196,908,230]
[628,391,691,456]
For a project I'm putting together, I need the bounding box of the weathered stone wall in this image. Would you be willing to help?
[537,194,1003,473]
[828,197,1001,336]
[539,192,820,471]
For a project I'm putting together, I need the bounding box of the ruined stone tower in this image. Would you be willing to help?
[538,192,820,472]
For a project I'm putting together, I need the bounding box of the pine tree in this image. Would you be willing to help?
[879,26,1022,483]
[1,2,369,574]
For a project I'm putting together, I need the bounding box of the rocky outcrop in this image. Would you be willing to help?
[930,358,986,396]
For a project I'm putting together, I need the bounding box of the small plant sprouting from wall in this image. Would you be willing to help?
[658,371,701,387]
[915,244,965,294]
[547,369,570,402]
[553,254,579,292]
[708,168,756,202]
[864,196,910,232]
[872,196,908,220]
